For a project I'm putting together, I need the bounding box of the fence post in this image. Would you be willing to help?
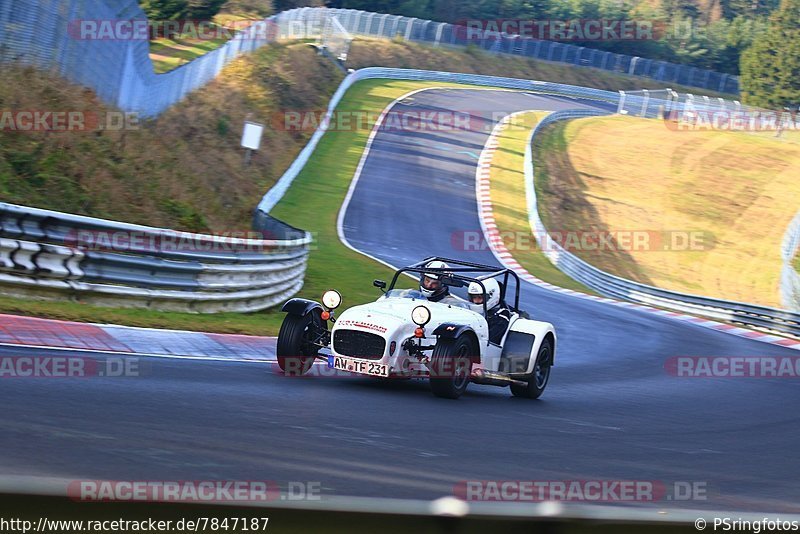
[377,13,389,38]
[628,56,639,75]
[365,12,375,35]
[718,74,728,94]
[434,22,445,46]
[641,89,649,117]
[600,51,610,70]
[421,19,432,42]
[404,18,417,41]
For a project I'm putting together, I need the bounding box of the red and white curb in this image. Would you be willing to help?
[476,111,800,351]
[0,314,277,362]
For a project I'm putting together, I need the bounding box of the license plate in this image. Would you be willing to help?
[327,355,389,377]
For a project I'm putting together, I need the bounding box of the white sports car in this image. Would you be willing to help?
[276,257,556,399]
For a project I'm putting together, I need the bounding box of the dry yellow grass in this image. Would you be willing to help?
[535,115,800,307]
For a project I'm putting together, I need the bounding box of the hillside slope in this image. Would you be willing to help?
[1,38,725,234]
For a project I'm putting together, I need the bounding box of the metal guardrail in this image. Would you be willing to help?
[780,211,800,310]
[0,202,311,313]
[523,110,800,336]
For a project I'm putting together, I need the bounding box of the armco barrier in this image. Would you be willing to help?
[780,211,800,310]
[523,110,800,335]
[0,202,311,313]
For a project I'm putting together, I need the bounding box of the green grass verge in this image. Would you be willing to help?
[488,112,593,293]
[269,79,473,306]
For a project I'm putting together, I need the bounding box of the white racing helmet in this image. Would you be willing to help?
[467,278,500,314]
[419,260,450,299]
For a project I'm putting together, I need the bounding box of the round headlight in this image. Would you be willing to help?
[322,289,342,310]
[411,305,431,326]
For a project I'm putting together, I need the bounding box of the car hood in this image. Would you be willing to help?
[333,296,481,337]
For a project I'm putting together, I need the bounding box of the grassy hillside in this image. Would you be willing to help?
[1,38,726,233]
[533,115,800,307]
[0,42,342,233]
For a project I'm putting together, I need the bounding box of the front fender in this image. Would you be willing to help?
[432,323,475,340]
[281,298,322,317]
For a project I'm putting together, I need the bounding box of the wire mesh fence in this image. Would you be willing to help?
[318,15,352,63]
[0,4,741,120]
[318,8,739,94]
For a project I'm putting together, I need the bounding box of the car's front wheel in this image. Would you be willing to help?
[510,339,552,399]
[429,334,475,399]
[277,312,325,376]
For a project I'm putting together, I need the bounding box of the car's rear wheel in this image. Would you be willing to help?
[277,312,325,376]
[511,339,552,399]
[429,334,475,399]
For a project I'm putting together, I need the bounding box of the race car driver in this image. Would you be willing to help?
[419,260,452,302]
[468,278,511,344]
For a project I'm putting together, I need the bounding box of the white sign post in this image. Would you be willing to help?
[241,121,265,166]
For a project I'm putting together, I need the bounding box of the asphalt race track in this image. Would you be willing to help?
[1,89,798,513]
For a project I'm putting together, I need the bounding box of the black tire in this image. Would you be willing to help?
[429,335,476,399]
[511,339,552,399]
[277,313,324,376]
